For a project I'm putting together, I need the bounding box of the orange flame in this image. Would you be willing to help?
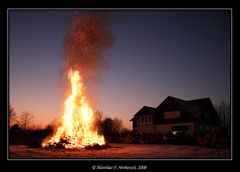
[42,69,104,149]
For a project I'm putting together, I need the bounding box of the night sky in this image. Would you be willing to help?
[10,10,230,129]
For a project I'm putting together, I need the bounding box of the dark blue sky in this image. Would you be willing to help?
[10,10,231,129]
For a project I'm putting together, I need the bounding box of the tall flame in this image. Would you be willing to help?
[42,69,105,149]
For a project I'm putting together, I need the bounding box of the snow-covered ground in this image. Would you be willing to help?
[9,143,230,159]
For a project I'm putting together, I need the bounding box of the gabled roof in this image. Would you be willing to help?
[130,96,221,125]
[157,96,201,119]
[188,97,221,124]
[188,97,212,108]
[130,106,155,121]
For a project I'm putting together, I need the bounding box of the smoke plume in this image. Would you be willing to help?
[61,11,114,103]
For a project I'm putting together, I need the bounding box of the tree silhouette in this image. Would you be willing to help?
[215,101,230,137]
[112,118,123,133]
[101,117,123,142]
[19,111,34,130]
[215,101,230,127]
[9,105,17,127]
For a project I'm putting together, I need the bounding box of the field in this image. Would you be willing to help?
[9,143,230,159]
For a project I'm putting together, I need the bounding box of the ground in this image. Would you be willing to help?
[9,143,230,159]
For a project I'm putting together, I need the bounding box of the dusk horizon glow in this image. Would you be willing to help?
[10,10,231,129]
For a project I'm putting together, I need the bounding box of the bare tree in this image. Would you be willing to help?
[215,101,230,137]
[31,123,43,130]
[9,105,17,127]
[215,101,230,127]
[19,111,34,130]
[121,127,131,133]
[112,118,123,133]
[101,118,114,133]
[101,117,123,135]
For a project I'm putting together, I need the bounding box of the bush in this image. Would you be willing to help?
[9,126,53,147]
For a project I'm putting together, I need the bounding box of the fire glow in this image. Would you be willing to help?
[42,69,105,149]
[42,11,113,149]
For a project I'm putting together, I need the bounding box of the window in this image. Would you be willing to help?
[164,111,180,119]
[145,115,147,122]
[149,115,152,122]
[141,116,144,123]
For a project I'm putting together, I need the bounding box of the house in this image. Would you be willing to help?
[130,96,221,134]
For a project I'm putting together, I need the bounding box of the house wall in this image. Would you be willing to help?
[131,97,220,134]
[136,125,155,134]
[155,122,195,134]
[164,110,180,119]
[196,123,220,132]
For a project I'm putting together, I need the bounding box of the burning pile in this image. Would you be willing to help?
[42,11,113,149]
[42,69,105,149]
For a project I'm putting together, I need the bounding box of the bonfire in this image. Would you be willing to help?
[42,11,113,149]
[42,69,105,149]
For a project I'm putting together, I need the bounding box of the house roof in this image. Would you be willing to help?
[188,97,221,124]
[130,106,155,121]
[157,96,201,120]
[131,96,220,125]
